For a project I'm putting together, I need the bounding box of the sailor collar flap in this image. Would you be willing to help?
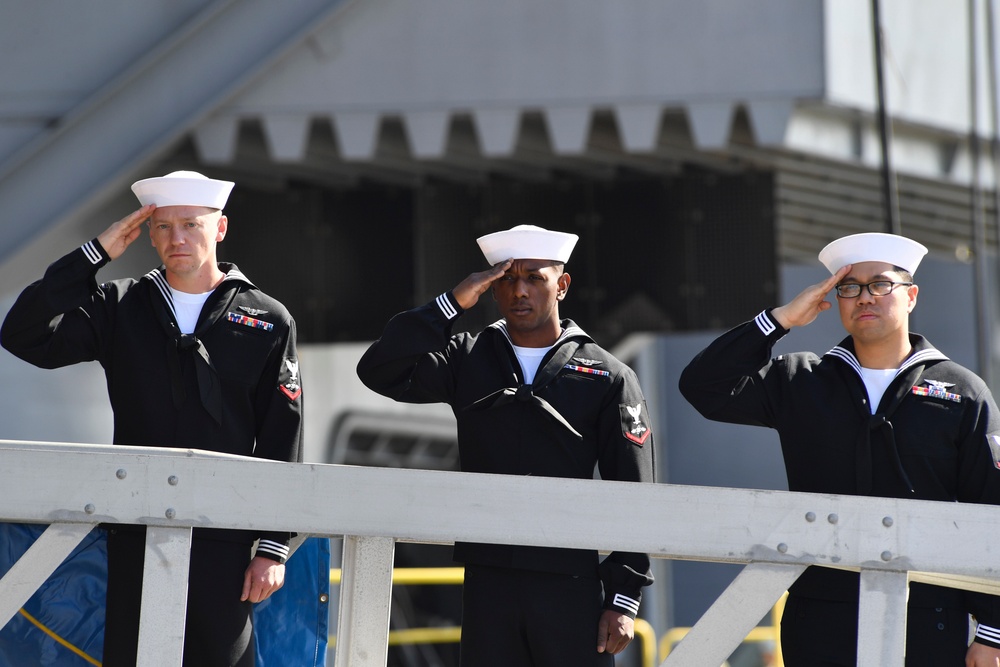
[487,318,592,347]
[823,334,948,382]
[466,320,596,439]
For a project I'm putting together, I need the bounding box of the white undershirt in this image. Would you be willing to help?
[860,367,898,414]
[169,287,212,335]
[511,344,553,384]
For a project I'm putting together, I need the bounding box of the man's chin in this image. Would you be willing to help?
[503,313,535,327]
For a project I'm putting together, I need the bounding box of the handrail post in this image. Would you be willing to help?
[857,569,908,666]
[336,535,395,666]
[136,526,192,667]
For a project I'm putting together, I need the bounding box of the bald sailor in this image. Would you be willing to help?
[2,171,304,666]
[357,224,656,666]
[679,232,1000,666]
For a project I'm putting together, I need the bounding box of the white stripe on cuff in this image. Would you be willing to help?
[436,293,458,320]
[612,593,640,616]
[976,623,1000,643]
[754,310,776,336]
[82,241,103,265]
[257,539,291,560]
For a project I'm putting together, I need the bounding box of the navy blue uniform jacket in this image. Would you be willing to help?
[357,291,655,618]
[679,308,1000,644]
[1,239,303,561]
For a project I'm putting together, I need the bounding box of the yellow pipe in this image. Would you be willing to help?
[633,617,657,667]
[329,567,465,585]
[387,627,462,646]
[329,626,463,647]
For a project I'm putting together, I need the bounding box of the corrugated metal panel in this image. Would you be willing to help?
[774,154,996,264]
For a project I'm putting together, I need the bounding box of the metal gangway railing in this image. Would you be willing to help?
[2,438,999,666]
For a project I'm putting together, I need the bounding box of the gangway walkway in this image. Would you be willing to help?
[1,439,999,666]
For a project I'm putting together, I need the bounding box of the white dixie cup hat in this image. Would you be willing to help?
[818,232,928,275]
[131,170,235,209]
[476,225,579,265]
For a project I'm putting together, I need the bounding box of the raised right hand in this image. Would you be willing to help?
[451,259,513,310]
[96,204,156,261]
[771,264,851,330]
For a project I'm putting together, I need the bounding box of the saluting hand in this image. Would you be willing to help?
[96,204,156,261]
[451,259,513,311]
[771,264,851,330]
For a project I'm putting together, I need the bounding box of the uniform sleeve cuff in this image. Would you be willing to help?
[255,539,291,564]
[435,292,463,321]
[754,309,788,338]
[606,592,641,619]
[83,239,110,266]
[975,623,1000,648]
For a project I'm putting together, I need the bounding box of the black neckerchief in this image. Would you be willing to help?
[465,320,592,440]
[144,264,255,425]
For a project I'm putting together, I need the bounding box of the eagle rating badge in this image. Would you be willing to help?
[279,358,301,401]
[619,402,651,446]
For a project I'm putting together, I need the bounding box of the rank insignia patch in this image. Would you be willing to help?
[619,402,651,446]
[278,358,301,401]
[911,379,962,403]
[227,311,274,332]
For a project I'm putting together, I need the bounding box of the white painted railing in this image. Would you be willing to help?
[2,439,1000,666]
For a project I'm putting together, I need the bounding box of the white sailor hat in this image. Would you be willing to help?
[818,232,928,275]
[476,225,579,265]
[131,170,235,209]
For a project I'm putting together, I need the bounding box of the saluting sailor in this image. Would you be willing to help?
[679,232,1000,666]
[357,224,656,666]
[1,171,304,666]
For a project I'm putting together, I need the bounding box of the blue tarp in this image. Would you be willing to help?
[0,524,329,666]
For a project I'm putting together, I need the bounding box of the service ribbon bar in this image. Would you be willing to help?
[911,385,962,403]
[227,311,274,332]
[564,364,610,377]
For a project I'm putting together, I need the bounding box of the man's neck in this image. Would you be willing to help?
[852,335,913,370]
[507,323,563,348]
[165,266,226,294]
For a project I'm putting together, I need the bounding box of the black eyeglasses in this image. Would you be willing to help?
[835,281,913,298]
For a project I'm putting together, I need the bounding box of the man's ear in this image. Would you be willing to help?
[906,283,918,313]
[216,215,228,242]
[556,271,571,301]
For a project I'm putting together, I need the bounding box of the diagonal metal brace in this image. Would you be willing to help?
[0,522,95,627]
[663,562,806,667]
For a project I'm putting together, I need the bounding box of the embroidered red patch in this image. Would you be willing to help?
[279,385,301,401]
[278,358,301,401]
[620,402,651,446]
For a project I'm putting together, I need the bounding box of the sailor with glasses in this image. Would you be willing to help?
[679,232,1000,666]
